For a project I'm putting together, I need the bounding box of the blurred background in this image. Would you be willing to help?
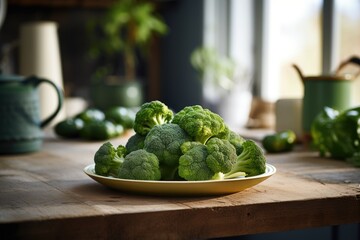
[0,0,359,239]
[0,0,359,130]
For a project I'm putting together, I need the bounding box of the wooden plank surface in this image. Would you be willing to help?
[0,131,359,239]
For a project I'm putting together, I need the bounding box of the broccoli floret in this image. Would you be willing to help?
[206,138,237,174]
[172,105,203,122]
[224,139,266,178]
[178,138,244,181]
[133,100,174,136]
[125,133,146,153]
[94,142,127,177]
[178,142,214,181]
[228,130,246,155]
[118,149,161,180]
[172,105,229,144]
[144,123,192,180]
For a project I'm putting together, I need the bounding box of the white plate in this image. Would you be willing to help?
[84,163,276,196]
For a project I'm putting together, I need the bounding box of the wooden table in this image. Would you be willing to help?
[0,131,359,240]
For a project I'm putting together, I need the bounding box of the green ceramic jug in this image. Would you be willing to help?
[0,74,63,153]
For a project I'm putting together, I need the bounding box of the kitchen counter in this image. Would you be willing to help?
[0,131,359,239]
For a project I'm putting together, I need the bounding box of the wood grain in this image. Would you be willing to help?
[0,131,359,239]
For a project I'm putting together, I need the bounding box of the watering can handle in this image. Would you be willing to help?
[292,64,305,82]
[25,76,64,128]
[335,56,360,78]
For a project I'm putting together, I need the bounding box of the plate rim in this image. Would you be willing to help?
[83,163,276,184]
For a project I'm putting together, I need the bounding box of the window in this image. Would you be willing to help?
[201,0,360,128]
[255,0,360,104]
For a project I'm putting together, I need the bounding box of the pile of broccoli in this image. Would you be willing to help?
[94,100,267,181]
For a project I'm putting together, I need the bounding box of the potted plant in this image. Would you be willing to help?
[88,0,168,109]
[191,47,237,98]
[190,47,253,127]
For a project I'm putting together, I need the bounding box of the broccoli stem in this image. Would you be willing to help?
[113,154,124,164]
[224,171,246,179]
[197,134,212,145]
[153,115,166,125]
[212,171,246,180]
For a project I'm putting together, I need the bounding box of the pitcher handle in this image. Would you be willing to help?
[25,76,64,128]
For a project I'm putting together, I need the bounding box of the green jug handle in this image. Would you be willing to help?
[24,76,64,128]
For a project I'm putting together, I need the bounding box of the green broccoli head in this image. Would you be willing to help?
[311,107,339,157]
[94,142,127,177]
[133,100,174,136]
[172,105,229,144]
[330,107,360,159]
[311,106,360,160]
[228,130,246,155]
[172,105,203,123]
[125,133,146,153]
[118,149,161,180]
[206,138,237,174]
[144,123,192,180]
[178,142,214,181]
[225,139,266,177]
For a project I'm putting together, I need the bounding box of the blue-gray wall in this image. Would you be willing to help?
[160,0,204,112]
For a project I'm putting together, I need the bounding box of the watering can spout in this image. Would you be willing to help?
[292,64,305,82]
